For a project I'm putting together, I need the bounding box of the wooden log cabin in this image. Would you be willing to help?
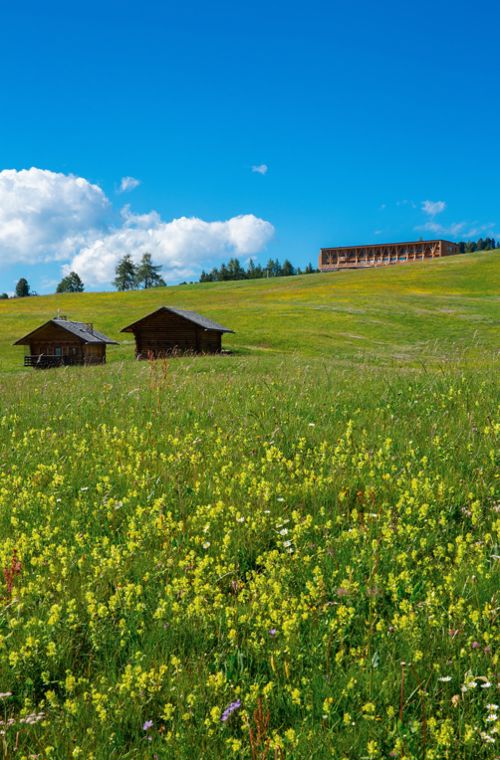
[121,306,234,357]
[319,239,460,271]
[14,317,117,368]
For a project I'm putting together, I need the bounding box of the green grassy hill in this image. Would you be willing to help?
[1,250,499,371]
[0,251,498,759]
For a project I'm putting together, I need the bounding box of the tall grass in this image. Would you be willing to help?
[0,350,498,759]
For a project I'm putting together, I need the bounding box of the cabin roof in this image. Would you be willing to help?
[14,318,118,346]
[120,306,235,334]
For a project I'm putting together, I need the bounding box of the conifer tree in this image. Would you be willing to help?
[15,277,30,297]
[114,254,137,291]
[56,271,84,293]
[135,253,166,289]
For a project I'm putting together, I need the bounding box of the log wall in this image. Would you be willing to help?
[130,311,222,356]
[83,344,106,364]
[22,324,107,365]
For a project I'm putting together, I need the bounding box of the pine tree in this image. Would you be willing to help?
[56,271,84,293]
[114,255,138,291]
[15,278,30,297]
[135,253,166,289]
[219,263,229,281]
[227,258,246,280]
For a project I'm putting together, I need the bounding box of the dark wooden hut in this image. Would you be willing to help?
[120,306,234,357]
[14,317,117,368]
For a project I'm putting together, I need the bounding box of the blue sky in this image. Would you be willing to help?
[0,0,498,293]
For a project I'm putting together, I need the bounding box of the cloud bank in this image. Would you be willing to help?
[69,209,275,285]
[0,168,110,265]
[0,168,274,286]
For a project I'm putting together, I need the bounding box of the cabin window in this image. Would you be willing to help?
[55,346,62,357]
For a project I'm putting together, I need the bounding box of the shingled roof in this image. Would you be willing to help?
[14,318,118,346]
[121,307,234,334]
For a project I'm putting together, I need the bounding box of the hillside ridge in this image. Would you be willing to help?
[1,250,498,371]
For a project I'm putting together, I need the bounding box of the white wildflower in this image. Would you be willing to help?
[480,732,495,743]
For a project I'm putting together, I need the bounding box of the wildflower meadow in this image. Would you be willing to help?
[0,253,498,759]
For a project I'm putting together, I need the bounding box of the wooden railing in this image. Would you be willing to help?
[24,355,82,368]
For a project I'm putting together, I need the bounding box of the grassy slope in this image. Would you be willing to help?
[0,250,498,371]
[0,252,498,759]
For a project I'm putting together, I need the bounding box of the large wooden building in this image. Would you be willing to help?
[319,239,460,271]
[14,317,117,368]
[121,306,234,357]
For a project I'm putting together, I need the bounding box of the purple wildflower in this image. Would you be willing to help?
[471,641,481,649]
[143,720,154,731]
[221,699,241,722]
[268,628,277,637]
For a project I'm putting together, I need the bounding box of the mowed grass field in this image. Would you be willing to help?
[0,252,498,759]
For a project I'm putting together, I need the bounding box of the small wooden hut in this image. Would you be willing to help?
[120,306,234,357]
[14,317,117,368]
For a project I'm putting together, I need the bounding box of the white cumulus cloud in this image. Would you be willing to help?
[251,164,268,175]
[0,167,274,287]
[0,168,110,265]
[118,176,141,193]
[422,200,446,216]
[68,211,275,285]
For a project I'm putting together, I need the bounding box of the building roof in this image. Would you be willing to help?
[120,306,235,334]
[14,318,118,346]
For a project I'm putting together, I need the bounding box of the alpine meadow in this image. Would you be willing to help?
[0,251,499,760]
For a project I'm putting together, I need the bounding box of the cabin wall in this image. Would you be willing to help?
[83,344,106,364]
[199,331,222,353]
[29,340,83,358]
[25,324,84,361]
[18,322,110,368]
[131,311,222,356]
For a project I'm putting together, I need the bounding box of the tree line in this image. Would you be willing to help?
[5,253,166,298]
[457,237,499,253]
[3,240,498,298]
[199,258,318,282]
